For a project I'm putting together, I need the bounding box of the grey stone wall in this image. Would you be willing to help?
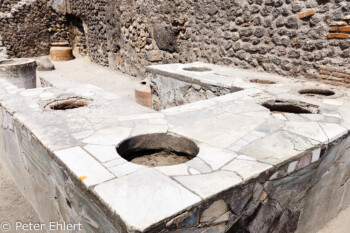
[52,0,350,83]
[149,73,233,111]
[2,0,350,83]
[0,0,67,58]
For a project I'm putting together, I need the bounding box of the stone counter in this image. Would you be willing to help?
[0,63,350,232]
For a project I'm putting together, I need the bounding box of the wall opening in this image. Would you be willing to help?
[117,133,199,167]
[45,97,90,110]
[67,15,88,57]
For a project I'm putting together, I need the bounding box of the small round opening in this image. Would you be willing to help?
[46,97,90,110]
[140,81,147,85]
[299,89,335,97]
[183,67,212,72]
[262,99,319,114]
[117,133,199,167]
[250,79,276,84]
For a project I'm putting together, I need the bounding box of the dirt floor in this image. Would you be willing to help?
[0,163,45,233]
[131,151,190,167]
[317,207,350,233]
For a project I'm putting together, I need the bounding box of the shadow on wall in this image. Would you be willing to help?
[67,14,88,57]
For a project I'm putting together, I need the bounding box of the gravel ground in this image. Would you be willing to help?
[0,163,45,233]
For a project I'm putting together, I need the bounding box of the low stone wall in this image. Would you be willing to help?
[0,0,67,58]
[149,74,233,111]
[0,99,120,232]
[1,63,350,233]
[163,135,350,233]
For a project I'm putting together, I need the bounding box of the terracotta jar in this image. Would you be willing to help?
[0,58,37,89]
[135,78,153,109]
[50,41,74,61]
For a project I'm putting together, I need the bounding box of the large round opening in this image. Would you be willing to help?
[298,89,335,97]
[117,133,199,167]
[183,67,212,72]
[46,97,90,110]
[250,79,276,84]
[262,99,319,114]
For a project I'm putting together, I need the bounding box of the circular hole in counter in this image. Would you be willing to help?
[183,67,212,72]
[298,89,335,97]
[46,97,90,110]
[250,79,276,84]
[261,99,319,114]
[117,133,199,167]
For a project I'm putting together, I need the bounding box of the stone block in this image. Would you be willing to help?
[153,25,178,52]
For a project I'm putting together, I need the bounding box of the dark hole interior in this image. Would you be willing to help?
[299,89,335,96]
[140,81,147,85]
[183,67,212,72]
[117,133,199,167]
[250,79,276,84]
[66,198,72,208]
[262,100,319,114]
[47,97,90,110]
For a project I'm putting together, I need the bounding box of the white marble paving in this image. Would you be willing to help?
[174,171,242,199]
[222,159,272,180]
[55,147,115,187]
[84,144,120,162]
[83,127,132,145]
[283,122,328,144]
[94,169,201,231]
[197,144,238,170]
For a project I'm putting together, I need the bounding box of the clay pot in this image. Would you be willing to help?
[50,47,74,61]
[51,41,70,47]
[135,78,152,109]
[0,58,37,89]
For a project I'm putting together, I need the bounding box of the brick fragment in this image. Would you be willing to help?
[339,26,350,33]
[320,70,330,75]
[328,76,345,82]
[320,66,336,72]
[298,10,315,19]
[320,80,348,87]
[319,75,329,79]
[320,66,344,73]
[328,33,349,39]
[333,72,350,79]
